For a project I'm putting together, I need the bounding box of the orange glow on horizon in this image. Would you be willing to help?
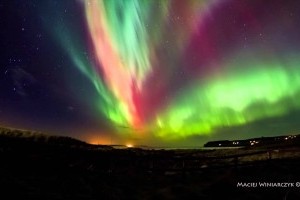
[126,143,134,148]
[86,134,113,145]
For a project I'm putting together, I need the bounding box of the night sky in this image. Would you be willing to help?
[1,0,300,147]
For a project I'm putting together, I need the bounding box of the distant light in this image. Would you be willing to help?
[218,144,221,146]
[126,144,133,148]
[285,137,288,140]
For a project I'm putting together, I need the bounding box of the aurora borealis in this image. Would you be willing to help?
[1,0,300,146]
[65,0,300,138]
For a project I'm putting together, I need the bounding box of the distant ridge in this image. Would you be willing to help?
[204,134,300,148]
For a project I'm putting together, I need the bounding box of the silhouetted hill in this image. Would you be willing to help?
[0,126,113,150]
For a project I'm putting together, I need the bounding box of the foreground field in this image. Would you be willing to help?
[1,128,300,199]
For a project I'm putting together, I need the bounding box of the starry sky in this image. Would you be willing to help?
[1,0,300,147]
